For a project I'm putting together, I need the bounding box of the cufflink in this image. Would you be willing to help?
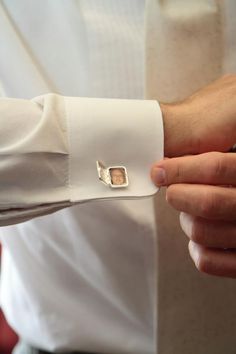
[96,161,129,188]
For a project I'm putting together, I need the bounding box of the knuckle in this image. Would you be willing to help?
[170,163,182,184]
[208,152,226,180]
[199,191,218,218]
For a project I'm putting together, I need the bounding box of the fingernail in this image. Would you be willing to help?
[188,241,199,264]
[179,212,193,238]
[152,167,166,186]
[188,241,196,257]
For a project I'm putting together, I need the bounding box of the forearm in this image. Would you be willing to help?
[161,102,191,157]
[160,75,236,158]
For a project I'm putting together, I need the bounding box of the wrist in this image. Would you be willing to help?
[160,102,199,157]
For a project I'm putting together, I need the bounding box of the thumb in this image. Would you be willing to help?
[151,152,236,187]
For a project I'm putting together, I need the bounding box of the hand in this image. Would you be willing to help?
[151,152,236,278]
[155,74,236,278]
[162,74,236,157]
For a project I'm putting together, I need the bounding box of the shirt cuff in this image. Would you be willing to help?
[64,97,164,202]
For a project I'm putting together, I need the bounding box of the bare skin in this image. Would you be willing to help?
[110,168,125,185]
[151,75,236,278]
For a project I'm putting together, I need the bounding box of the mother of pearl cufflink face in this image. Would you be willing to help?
[96,161,129,188]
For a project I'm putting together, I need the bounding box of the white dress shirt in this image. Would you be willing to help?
[0,1,163,354]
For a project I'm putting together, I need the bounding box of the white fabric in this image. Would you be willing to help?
[0,1,162,354]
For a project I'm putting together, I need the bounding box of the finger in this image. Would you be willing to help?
[167,184,236,220]
[188,241,236,278]
[180,212,236,248]
[151,152,236,187]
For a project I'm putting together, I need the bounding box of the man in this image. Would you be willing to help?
[0,1,236,354]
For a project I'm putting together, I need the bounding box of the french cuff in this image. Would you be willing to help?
[65,97,164,202]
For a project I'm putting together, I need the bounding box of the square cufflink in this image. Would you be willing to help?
[96,161,129,188]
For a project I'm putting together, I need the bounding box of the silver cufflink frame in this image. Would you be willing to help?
[96,161,129,189]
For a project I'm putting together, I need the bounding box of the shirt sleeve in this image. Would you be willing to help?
[0,93,163,226]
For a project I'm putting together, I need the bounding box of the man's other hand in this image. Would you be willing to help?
[151,152,236,278]
[152,75,236,278]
